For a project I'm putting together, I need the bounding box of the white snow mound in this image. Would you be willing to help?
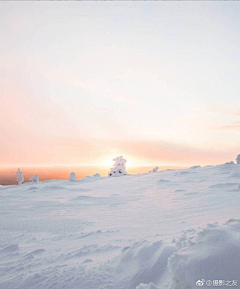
[0,163,240,289]
[168,219,240,289]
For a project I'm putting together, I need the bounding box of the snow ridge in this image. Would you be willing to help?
[0,163,240,289]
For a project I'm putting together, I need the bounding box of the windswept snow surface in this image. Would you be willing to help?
[0,164,240,289]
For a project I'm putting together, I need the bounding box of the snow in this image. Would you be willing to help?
[93,173,101,178]
[108,156,127,177]
[16,168,24,185]
[149,167,159,173]
[29,174,39,182]
[168,219,240,289]
[69,172,76,182]
[236,155,240,164]
[0,164,240,289]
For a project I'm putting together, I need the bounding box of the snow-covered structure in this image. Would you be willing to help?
[16,168,24,185]
[108,156,127,177]
[225,161,234,165]
[149,166,159,173]
[69,172,76,182]
[93,173,101,178]
[236,154,240,164]
[29,174,39,182]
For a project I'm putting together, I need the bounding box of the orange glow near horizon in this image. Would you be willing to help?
[1,3,240,168]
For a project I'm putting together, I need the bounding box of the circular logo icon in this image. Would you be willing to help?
[196,280,205,286]
[206,280,212,286]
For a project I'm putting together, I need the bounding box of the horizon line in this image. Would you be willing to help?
[0,164,188,168]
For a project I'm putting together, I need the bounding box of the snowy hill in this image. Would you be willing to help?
[0,164,240,289]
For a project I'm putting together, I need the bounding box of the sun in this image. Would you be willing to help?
[101,157,115,167]
[100,155,134,167]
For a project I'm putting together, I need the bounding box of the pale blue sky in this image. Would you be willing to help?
[1,2,240,166]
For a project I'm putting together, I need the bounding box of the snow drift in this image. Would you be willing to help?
[168,219,240,289]
[0,163,240,289]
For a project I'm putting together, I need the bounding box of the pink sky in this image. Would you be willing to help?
[1,2,240,167]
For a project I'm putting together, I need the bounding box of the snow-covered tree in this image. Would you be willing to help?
[29,174,39,182]
[225,161,234,165]
[236,155,240,164]
[16,168,24,185]
[149,167,159,173]
[93,173,101,178]
[108,156,127,177]
[69,172,76,182]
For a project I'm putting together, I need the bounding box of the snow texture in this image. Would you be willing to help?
[168,219,240,289]
[1,163,240,289]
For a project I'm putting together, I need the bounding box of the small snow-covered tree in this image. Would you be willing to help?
[16,168,24,185]
[236,155,240,164]
[108,156,127,177]
[69,172,76,182]
[93,173,101,178]
[149,167,159,173]
[29,174,39,182]
[153,166,159,172]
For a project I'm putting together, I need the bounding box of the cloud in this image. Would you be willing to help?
[209,105,240,116]
[2,136,236,167]
[68,138,239,166]
[118,139,237,166]
[215,123,240,131]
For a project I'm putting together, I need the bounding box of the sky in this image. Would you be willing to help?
[1,1,240,167]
